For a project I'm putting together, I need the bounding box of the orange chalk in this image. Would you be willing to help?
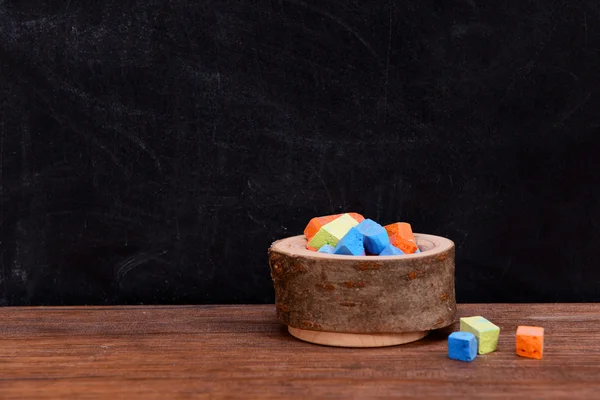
[516,326,544,359]
[304,213,364,241]
[307,245,318,252]
[385,223,418,254]
[384,222,415,242]
[304,214,341,241]
[348,212,365,223]
[388,235,419,254]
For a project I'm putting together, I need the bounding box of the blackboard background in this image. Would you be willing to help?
[1,0,599,305]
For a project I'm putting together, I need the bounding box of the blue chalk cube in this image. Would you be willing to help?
[448,332,477,362]
[356,219,390,255]
[378,243,404,256]
[333,227,364,256]
[317,244,335,254]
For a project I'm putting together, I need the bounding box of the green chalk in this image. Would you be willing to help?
[460,316,500,354]
[307,213,359,249]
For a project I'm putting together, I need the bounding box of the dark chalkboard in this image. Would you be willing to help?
[1,0,599,305]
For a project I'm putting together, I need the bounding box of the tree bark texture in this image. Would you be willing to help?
[268,234,457,333]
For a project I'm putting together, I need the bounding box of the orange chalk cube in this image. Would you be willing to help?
[388,235,419,254]
[516,326,544,359]
[384,222,415,242]
[304,214,341,241]
[347,212,365,223]
[385,222,418,254]
[304,213,364,241]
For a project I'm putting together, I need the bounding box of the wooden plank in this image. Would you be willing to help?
[0,304,599,399]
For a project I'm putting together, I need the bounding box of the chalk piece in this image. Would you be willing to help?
[387,234,419,254]
[386,222,415,241]
[460,316,500,354]
[333,227,364,255]
[308,213,359,249]
[304,214,342,242]
[448,332,477,362]
[378,243,404,256]
[347,212,365,223]
[516,326,544,359]
[317,244,335,254]
[304,213,364,242]
[385,223,418,254]
[307,245,318,252]
[356,219,390,255]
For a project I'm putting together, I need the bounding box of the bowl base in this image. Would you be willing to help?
[288,327,429,347]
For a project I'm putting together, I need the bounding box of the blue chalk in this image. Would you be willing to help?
[333,227,364,256]
[448,332,477,362]
[317,244,335,254]
[378,243,404,256]
[355,219,390,255]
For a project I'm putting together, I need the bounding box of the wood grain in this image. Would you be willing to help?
[0,304,599,399]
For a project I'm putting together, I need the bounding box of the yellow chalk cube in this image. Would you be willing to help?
[460,316,500,354]
[307,213,359,249]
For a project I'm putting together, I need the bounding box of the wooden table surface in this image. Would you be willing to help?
[0,304,599,399]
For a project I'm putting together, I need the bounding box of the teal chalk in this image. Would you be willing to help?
[317,244,335,254]
[379,243,404,256]
[448,332,477,362]
[355,219,390,255]
[333,227,364,256]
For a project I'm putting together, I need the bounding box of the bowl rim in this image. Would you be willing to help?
[269,233,454,260]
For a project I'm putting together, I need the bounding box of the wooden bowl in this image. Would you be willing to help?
[268,234,456,347]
